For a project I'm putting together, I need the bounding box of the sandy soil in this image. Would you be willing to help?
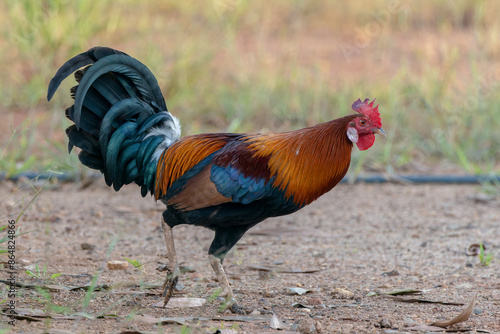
[1,180,499,333]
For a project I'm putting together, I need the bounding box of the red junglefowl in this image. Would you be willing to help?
[47,47,385,313]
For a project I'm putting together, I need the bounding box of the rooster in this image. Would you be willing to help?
[48,47,385,313]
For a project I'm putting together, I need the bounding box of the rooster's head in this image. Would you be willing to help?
[347,98,385,151]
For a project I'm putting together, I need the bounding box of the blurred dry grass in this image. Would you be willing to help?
[1,0,499,176]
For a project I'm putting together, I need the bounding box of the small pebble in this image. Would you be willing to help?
[296,318,319,334]
[107,260,128,270]
[81,243,95,251]
[306,297,323,305]
[259,271,273,280]
[377,318,393,328]
[456,283,473,289]
[331,287,355,299]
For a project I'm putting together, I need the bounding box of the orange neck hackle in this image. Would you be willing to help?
[245,114,358,206]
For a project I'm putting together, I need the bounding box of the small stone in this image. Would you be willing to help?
[306,297,323,305]
[179,265,196,273]
[331,288,355,299]
[377,318,392,328]
[189,272,203,279]
[263,290,275,298]
[296,318,319,334]
[107,260,129,270]
[81,243,95,251]
[404,276,420,282]
[92,209,103,218]
[340,324,354,333]
[259,271,273,280]
[403,317,417,327]
[193,277,209,282]
[314,320,323,333]
[217,329,238,334]
[381,270,399,277]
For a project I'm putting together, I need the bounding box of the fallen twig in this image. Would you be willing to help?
[382,295,464,306]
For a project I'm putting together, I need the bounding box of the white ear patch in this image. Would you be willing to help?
[347,127,359,143]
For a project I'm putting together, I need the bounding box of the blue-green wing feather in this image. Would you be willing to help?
[210,165,273,204]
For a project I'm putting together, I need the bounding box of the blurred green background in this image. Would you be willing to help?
[1,0,499,178]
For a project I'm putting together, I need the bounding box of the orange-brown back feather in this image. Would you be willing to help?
[166,164,232,210]
[154,134,237,199]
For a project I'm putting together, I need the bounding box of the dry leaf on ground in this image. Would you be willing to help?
[2,308,89,321]
[247,264,323,273]
[270,307,288,330]
[430,294,477,328]
[466,243,482,256]
[151,297,206,308]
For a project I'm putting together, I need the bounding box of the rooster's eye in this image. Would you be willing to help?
[359,119,366,126]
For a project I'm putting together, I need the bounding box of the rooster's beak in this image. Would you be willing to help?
[373,128,386,137]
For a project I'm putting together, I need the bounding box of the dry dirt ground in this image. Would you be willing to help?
[1,180,499,333]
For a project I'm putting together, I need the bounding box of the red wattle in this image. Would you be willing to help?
[356,133,375,151]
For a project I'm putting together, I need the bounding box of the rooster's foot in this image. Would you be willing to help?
[216,295,250,314]
[161,268,179,306]
[161,217,180,307]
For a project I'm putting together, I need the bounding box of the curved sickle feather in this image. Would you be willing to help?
[47,47,125,101]
[72,55,167,127]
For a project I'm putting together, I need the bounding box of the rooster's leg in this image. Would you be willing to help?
[161,216,180,306]
[209,254,243,313]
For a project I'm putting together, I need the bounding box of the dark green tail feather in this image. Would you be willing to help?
[48,47,181,196]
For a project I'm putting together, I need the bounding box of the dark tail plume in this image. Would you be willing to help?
[48,47,181,196]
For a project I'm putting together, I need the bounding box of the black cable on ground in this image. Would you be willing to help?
[1,171,500,184]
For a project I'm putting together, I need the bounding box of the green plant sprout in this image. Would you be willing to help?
[479,243,494,266]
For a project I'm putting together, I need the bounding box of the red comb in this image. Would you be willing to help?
[352,98,382,128]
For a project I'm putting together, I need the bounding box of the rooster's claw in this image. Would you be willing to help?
[217,297,251,314]
[161,270,179,306]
